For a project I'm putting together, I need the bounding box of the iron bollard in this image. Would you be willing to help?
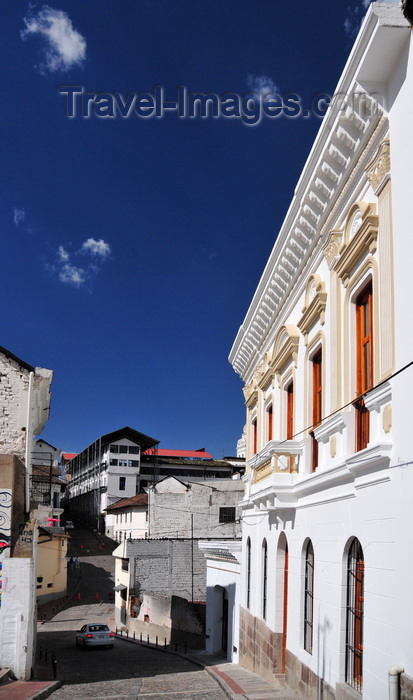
[120,629,123,637]
[52,653,57,679]
[147,634,149,645]
[164,638,167,649]
[140,633,142,643]
[156,636,158,648]
[126,629,129,638]
[174,643,177,652]
[133,631,135,641]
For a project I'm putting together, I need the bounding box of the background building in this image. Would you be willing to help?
[112,475,244,645]
[64,426,159,532]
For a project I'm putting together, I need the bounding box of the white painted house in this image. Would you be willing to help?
[204,4,413,700]
[106,492,148,541]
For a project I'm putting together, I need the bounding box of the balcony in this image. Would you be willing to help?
[248,440,303,485]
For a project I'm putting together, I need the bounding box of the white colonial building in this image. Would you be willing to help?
[219,4,413,700]
[65,427,158,533]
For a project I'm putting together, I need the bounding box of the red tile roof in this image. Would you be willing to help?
[145,448,214,459]
[106,493,148,511]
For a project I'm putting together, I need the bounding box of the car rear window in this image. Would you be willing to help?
[90,625,109,632]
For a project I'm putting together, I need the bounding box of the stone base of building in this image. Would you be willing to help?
[285,650,366,700]
[401,672,413,700]
[285,649,336,700]
[238,606,283,682]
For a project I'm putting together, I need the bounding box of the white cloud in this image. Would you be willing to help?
[81,238,111,258]
[247,74,279,97]
[21,5,86,74]
[59,263,85,287]
[51,237,111,288]
[58,245,69,262]
[13,207,25,227]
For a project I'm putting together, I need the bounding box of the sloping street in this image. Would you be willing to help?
[36,526,227,699]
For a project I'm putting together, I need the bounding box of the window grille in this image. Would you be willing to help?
[219,507,236,523]
[246,538,251,609]
[304,541,314,653]
[346,538,364,692]
[262,539,268,620]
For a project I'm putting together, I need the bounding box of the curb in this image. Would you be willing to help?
[27,681,62,700]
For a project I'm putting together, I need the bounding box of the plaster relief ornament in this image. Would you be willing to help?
[350,210,362,239]
[323,230,343,268]
[366,140,391,192]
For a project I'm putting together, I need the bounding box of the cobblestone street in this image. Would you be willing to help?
[35,527,227,699]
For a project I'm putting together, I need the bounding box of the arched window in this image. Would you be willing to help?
[246,538,251,609]
[304,540,314,653]
[262,539,268,620]
[346,538,364,691]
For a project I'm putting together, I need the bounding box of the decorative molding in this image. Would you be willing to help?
[323,230,344,268]
[363,380,392,412]
[366,139,390,194]
[298,276,327,345]
[271,325,300,377]
[333,202,378,287]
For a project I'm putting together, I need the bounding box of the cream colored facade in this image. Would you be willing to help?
[37,528,68,605]
[227,4,413,700]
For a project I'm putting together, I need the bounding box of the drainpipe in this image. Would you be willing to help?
[388,664,404,700]
[25,371,34,515]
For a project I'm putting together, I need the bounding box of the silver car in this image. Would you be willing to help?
[75,623,114,648]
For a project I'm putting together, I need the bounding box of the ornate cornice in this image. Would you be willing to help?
[230,91,382,379]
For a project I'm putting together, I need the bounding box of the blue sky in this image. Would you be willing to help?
[1,1,372,458]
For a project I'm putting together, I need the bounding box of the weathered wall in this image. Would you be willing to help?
[149,478,243,539]
[401,673,413,700]
[0,355,30,461]
[0,556,36,680]
[0,454,26,557]
[132,538,206,602]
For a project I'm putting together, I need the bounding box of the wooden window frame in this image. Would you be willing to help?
[355,283,373,451]
[286,381,294,440]
[252,418,258,455]
[267,403,273,442]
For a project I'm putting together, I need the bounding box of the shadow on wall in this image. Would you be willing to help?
[170,595,206,650]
